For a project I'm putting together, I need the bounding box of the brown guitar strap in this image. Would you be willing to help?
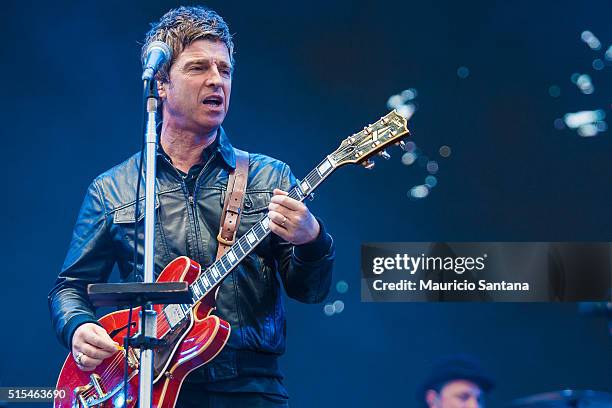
[216,148,249,259]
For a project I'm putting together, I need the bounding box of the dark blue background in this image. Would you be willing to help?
[1,1,611,407]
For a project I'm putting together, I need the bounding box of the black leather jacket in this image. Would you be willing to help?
[48,128,334,383]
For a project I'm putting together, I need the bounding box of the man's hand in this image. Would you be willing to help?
[72,323,118,371]
[268,189,320,245]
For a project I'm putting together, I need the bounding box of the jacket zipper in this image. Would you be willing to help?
[159,152,215,263]
[185,154,217,263]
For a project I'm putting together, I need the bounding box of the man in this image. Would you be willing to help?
[419,354,495,408]
[48,5,334,407]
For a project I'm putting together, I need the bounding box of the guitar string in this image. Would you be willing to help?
[83,302,185,398]
[84,311,183,397]
[94,319,181,393]
[335,121,402,163]
[83,346,135,398]
[80,353,125,398]
[78,352,122,398]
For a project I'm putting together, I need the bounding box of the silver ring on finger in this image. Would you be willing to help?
[281,215,287,226]
[75,352,84,365]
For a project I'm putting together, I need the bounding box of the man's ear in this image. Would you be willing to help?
[157,81,167,99]
[425,390,439,408]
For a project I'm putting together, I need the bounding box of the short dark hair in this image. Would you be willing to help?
[142,5,235,83]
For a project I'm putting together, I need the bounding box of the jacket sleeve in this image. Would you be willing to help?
[272,164,335,304]
[48,179,116,350]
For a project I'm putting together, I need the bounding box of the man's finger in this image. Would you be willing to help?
[270,193,303,211]
[80,343,115,360]
[93,325,121,350]
[268,218,291,241]
[76,362,95,372]
[84,329,118,353]
[268,211,291,229]
[92,325,120,345]
[78,354,103,369]
[268,202,293,216]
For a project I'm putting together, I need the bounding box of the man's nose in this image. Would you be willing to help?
[205,65,223,87]
[465,397,481,408]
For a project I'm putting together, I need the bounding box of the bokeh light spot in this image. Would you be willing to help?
[577,124,598,137]
[548,85,561,97]
[404,141,417,153]
[336,280,349,294]
[396,103,416,120]
[401,152,417,166]
[425,175,438,188]
[410,185,429,199]
[595,121,608,132]
[580,30,602,50]
[401,88,417,101]
[592,59,604,71]
[457,66,470,79]
[575,74,594,94]
[426,160,439,174]
[439,145,452,157]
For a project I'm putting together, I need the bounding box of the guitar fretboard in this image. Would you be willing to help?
[188,156,336,305]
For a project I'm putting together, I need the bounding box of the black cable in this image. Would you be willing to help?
[122,306,134,405]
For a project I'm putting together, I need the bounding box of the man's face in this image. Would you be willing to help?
[159,39,232,134]
[426,380,484,408]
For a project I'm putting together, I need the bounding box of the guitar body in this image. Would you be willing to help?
[54,256,231,408]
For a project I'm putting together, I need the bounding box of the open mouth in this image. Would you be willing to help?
[202,95,223,107]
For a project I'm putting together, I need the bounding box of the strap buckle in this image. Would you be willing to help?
[217,232,235,246]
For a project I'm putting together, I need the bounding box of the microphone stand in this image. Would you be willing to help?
[137,77,160,408]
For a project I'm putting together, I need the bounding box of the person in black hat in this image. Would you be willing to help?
[419,354,495,408]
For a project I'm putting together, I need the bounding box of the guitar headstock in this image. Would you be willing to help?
[329,110,410,169]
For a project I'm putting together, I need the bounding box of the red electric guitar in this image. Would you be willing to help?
[54,110,410,407]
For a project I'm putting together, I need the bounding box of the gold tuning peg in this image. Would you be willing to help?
[362,160,375,170]
[396,141,406,150]
[378,150,390,160]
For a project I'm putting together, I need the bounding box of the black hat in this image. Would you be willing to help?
[418,354,495,402]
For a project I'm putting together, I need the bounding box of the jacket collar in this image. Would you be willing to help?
[216,127,236,169]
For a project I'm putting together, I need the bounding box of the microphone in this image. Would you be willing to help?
[142,41,172,81]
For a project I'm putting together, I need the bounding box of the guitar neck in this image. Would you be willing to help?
[188,155,337,304]
[187,109,410,304]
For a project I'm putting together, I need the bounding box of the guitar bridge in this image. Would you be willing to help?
[126,347,139,369]
[72,361,139,407]
[90,374,106,398]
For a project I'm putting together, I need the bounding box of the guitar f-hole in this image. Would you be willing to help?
[109,321,137,338]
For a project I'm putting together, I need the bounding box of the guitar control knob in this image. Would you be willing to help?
[378,150,390,160]
[362,160,375,170]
